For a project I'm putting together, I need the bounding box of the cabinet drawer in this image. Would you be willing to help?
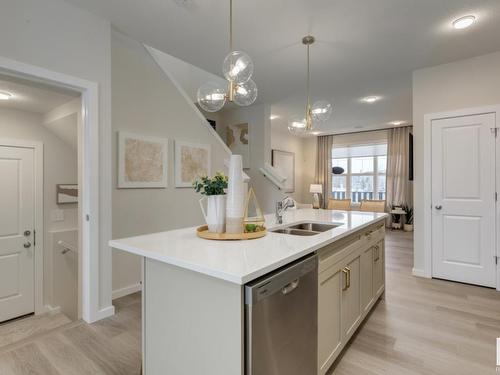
[363,223,385,245]
[318,233,363,273]
[318,222,385,273]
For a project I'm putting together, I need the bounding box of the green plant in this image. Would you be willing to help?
[402,204,414,225]
[193,172,228,196]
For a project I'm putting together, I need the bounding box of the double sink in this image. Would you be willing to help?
[271,222,340,236]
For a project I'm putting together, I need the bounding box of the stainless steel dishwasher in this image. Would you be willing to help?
[245,254,318,375]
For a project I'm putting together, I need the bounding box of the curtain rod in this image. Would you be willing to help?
[319,125,413,138]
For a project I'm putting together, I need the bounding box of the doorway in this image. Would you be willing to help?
[0,74,81,323]
[424,106,500,289]
[0,55,108,324]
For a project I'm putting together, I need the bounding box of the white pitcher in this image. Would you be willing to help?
[199,195,226,233]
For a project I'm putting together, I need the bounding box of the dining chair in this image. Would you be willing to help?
[359,200,386,213]
[327,198,352,211]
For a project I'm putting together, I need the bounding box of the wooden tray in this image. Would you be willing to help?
[196,225,267,240]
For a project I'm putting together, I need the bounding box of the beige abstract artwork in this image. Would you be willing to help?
[175,141,211,187]
[226,123,249,168]
[125,139,163,182]
[118,132,168,188]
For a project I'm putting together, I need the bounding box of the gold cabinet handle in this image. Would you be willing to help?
[346,267,351,290]
[374,245,380,261]
[342,268,349,291]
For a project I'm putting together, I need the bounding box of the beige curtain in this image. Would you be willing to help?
[315,135,334,208]
[386,127,413,213]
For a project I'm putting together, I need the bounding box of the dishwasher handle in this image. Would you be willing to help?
[281,279,300,295]
[245,254,317,305]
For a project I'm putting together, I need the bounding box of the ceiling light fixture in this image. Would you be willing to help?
[288,35,332,136]
[270,115,279,120]
[362,96,380,103]
[0,91,12,100]
[197,0,257,112]
[452,15,476,29]
[390,121,405,126]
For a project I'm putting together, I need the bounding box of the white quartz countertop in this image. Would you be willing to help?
[109,209,387,285]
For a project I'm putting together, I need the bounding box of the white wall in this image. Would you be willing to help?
[0,0,113,318]
[0,107,77,309]
[270,123,308,203]
[111,32,231,295]
[220,104,289,213]
[412,51,500,273]
[301,137,317,204]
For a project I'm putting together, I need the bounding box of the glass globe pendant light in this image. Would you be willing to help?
[288,35,332,135]
[197,0,257,112]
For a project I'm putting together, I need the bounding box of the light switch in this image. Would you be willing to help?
[51,209,65,222]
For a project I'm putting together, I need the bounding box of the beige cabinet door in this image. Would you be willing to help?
[360,245,374,314]
[318,263,342,375]
[341,253,361,342]
[373,240,385,296]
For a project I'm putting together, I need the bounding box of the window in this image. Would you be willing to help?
[332,144,387,203]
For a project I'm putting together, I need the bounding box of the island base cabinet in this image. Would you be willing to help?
[142,258,244,375]
[318,266,343,375]
[373,240,385,296]
[341,254,361,342]
[318,225,385,375]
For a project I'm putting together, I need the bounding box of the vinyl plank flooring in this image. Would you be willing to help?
[0,312,71,349]
[327,231,500,375]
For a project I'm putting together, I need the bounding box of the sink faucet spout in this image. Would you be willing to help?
[276,197,294,224]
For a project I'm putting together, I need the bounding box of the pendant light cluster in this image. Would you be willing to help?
[288,36,332,136]
[197,0,257,112]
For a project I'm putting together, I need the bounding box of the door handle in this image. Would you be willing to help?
[435,205,442,210]
[281,279,300,295]
[23,242,32,249]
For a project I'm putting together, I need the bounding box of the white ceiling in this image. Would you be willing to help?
[66,0,500,133]
[0,74,79,114]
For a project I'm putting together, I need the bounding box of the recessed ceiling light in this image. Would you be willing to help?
[270,115,279,120]
[311,131,321,135]
[361,96,381,103]
[0,91,12,100]
[452,15,476,30]
[390,121,406,126]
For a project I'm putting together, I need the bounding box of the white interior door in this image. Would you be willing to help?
[431,113,496,287]
[0,145,35,322]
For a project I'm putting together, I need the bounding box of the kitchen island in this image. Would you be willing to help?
[110,209,387,375]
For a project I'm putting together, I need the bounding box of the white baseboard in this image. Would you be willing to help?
[36,304,61,315]
[112,283,142,300]
[412,267,431,278]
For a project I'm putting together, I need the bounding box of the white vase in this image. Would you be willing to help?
[199,195,226,233]
[226,155,245,233]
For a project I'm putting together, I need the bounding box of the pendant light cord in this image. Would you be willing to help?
[229,0,233,52]
[306,43,310,112]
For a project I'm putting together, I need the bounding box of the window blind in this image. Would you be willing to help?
[332,143,387,159]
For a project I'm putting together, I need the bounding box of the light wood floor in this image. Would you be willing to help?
[328,231,500,375]
[0,231,499,374]
[0,294,141,375]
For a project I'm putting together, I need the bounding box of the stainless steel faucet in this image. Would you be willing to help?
[276,197,294,224]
